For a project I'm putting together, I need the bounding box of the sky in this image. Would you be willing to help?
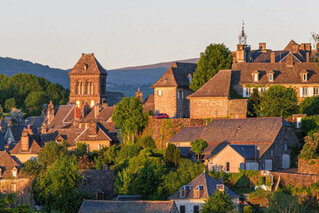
[0,0,318,70]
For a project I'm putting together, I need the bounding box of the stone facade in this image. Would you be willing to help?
[189,98,229,119]
[154,87,177,117]
[298,159,319,175]
[0,178,33,205]
[173,199,204,213]
[271,171,319,187]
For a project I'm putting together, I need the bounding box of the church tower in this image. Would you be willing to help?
[68,53,107,108]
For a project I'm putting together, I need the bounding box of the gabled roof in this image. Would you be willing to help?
[152,62,197,88]
[81,106,114,123]
[47,105,75,129]
[78,200,178,213]
[169,127,204,143]
[144,94,154,105]
[0,151,21,178]
[25,116,46,130]
[10,130,42,155]
[75,122,112,142]
[169,172,238,200]
[228,144,257,160]
[187,70,231,98]
[284,40,298,51]
[69,53,107,76]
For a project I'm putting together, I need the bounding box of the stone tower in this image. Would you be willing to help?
[68,53,108,108]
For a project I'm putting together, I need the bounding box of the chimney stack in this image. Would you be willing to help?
[291,44,299,54]
[94,104,100,119]
[306,52,310,63]
[21,128,29,152]
[135,88,143,103]
[47,101,55,125]
[74,107,81,120]
[259,43,267,53]
[270,52,276,63]
[88,120,98,135]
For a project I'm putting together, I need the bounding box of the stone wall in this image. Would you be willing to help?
[143,117,206,149]
[271,171,319,187]
[298,158,319,175]
[154,87,177,117]
[189,98,229,119]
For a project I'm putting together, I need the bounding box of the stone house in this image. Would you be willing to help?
[10,127,42,163]
[169,117,299,171]
[78,200,179,213]
[169,172,239,213]
[0,151,32,205]
[231,40,319,101]
[152,62,197,118]
[187,70,247,119]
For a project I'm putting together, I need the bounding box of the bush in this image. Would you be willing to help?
[243,206,253,213]
[299,96,319,116]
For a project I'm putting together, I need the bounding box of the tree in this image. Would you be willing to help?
[25,91,49,115]
[20,159,41,177]
[34,155,88,212]
[136,136,156,149]
[259,85,298,118]
[299,134,319,160]
[0,193,32,212]
[75,142,88,157]
[112,97,148,143]
[4,98,15,112]
[247,88,260,117]
[191,139,208,161]
[189,43,232,91]
[104,145,120,165]
[164,144,181,167]
[267,191,303,213]
[300,115,319,137]
[38,141,67,168]
[201,191,234,213]
[299,96,319,116]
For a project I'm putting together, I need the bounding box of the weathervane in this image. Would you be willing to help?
[238,20,247,45]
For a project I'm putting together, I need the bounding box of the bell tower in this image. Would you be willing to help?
[68,53,107,108]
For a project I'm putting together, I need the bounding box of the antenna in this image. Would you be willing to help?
[238,21,247,45]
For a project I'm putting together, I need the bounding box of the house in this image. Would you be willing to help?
[187,70,247,119]
[135,88,155,114]
[152,62,197,118]
[0,151,32,205]
[78,200,179,213]
[169,172,239,213]
[10,127,42,163]
[169,117,299,171]
[79,169,115,200]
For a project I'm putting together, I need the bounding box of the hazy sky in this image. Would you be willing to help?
[0,0,318,69]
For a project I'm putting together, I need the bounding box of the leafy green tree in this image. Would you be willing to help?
[267,191,303,213]
[20,159,41,177]
[189,43,232,91]
[104,145,121,165]
[34,155,87,212]
[4,98,16,112]
[38,141,67,168]
[112,97,148,143]
[75,142,88,157]
[25,91,49,115]
[164,144,181,166]
[191,139,208,161]
[116,144,142,164]
[247,88,260,117]
[300,115,319,137]
[299,134,319,160]
[0,193,32,213]
[136,136,156,149]
[299,96,319,116]
[201,191,234,213]
[259,85,298,118]
[243,205,253,213]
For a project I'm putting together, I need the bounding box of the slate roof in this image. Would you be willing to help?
[170,117,287,156]
[152,62,197,88]
[169,172,239,200]
[79,170,115,200]
[78,200,178,213]
[228,144,257,160]
[0,151,21,178]
[169,127,204,143]
[232,62,319,85]
[81,106,114,123]
[10,129,42,154]
[228,99,248,116]
[69,53,107,76]
[47,105,75,130]
[188,70,231,98]
[75,122,112,142]
[25,116,46,130]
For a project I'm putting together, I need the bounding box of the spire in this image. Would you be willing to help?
[238,21,247,45]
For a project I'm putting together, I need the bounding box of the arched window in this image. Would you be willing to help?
[76,82,79,94]
[80,82,84,95]
[90,82,94,94]
[86,81,89,94]
[76,100,80,108]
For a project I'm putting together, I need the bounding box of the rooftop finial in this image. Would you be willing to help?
[238,20,247,45]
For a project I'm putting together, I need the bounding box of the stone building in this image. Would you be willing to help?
[231,40,319,100]
[69,53,107,108]
[169,172,239,213]
[169,117,299,171]
[152,62,197,118]
[187,70,247,119]
[0,151,32,205]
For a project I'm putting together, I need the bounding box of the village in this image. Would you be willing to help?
[0,22,318,213]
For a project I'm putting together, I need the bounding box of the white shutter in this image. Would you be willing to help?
[299,87,303,97]
[309,87,314,97]
[243,88,247,97]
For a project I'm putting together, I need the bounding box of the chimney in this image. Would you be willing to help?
[259,43,267,53]
[306,52,310,63]
[7,118,13,127]
[286,54,294,67]
[47,101,55,125]
[135,88,143,103]
[21,128,29,152]
[291,44,299,54]
[270,52,276,63]
[94,104,100,119]
[88,121,98,135]
[27,125,33,135]
[236,44,247,63]
[41,122,47,134]
[74,107,81,120]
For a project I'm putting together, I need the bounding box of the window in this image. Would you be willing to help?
[90,100,95,108]
[303,87,308,97]
[303,73,307,81]
[194,189,200,198]
[180,205,186,213]
[269,73,273,81]
[158,90,162,96]
[314,87,319,96]
[216,184,225,192]
[284,143,287,152]
[12,170,17,177]
[178,90,183,99]
[97,193,103,200]
[254,73,259,81]
[76,100,80,108]
[98,144,104,150]
[180,189,185,198]
[193,205,199,213]
[270,150,273,157]
[11,184,16,193]
[245,87,253,97]
[226,162,230,172]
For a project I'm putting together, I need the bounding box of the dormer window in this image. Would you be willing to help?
[269,73,273,82]
[216,184,225,192]
[83,64,88,71]
[254,73,258,81]
[193,185,203,198]
[303,73,307,81]
[179,185,190,198]
[188,73,192,82]
[12,168,17,177]
[252,71,259,82]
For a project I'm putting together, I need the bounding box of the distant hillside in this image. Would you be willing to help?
[0,56,198,99]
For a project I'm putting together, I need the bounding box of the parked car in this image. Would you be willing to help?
[154,113,169,119]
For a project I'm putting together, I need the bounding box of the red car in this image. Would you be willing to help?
[154,113,169,119]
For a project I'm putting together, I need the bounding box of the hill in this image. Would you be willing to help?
[0,56,199,99]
